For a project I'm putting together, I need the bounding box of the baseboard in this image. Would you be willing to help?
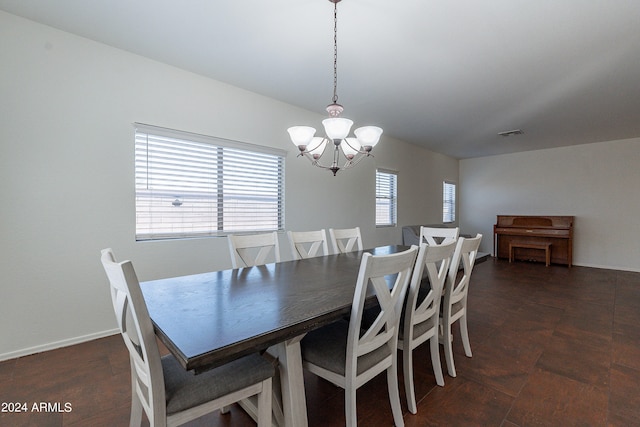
[489,255,639,273]
[0,329,120,362]
[476,252,491,263]
[571,262,640,273]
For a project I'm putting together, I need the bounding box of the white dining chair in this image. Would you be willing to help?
[398,240,456,414]
[100,248,274,427]
[440,234,482,378]
[287,229,329,260]
[329,227,363,254]
[420,226,459,246]
[301,246,419,427]
[227,231,281,268]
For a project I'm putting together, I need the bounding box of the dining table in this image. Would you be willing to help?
[140,244,409,427]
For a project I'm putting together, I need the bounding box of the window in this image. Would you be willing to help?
[443,181,456,223]
[135,124,285,240]
[376,169,397,227]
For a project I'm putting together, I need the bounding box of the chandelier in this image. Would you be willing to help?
[287,0,383,176]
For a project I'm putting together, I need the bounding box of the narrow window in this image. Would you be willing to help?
[443,181,456,223]
[376,169,398,227]
[135,123,285,240]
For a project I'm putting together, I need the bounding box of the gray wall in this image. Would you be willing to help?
[0,11,456,359]
[459,137,640,271]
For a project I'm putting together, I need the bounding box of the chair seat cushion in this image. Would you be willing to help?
[301,320,392,376]
[413,316,438,338]
[441,299,465,318]
[162,353,275,415]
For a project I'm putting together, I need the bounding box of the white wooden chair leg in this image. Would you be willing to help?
[129,390,143,427]
[402,347,417,414]
[220,406,230,414]
[460,314,473,357]
[429,336,445,387]
[256,378,272,427]
[387,364,405,427]
[345,382,358,427]
[444,323,456,377]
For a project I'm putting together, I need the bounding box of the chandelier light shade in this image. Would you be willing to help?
[288,0,383,176]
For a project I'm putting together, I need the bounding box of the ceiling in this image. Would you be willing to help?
[2,0,639,158]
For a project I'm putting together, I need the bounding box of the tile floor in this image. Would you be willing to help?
[1,258,639,426]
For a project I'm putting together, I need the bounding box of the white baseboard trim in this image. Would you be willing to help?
[572,262,640,273]
[0,328,120,362]
[490,255,640,273]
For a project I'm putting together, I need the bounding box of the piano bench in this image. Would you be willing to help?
[509,241,552,266]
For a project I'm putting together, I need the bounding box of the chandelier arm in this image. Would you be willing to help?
[303,153,328,168]
[301,137,329,158]
[341,152,372,170]
[300,138,340,167]
[345,137,375,156]
[301,154,336,171]
[301,147,374,172]
[341,138,366,156]
[301,137,329,166]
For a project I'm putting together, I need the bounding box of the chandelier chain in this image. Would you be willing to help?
[332,0,338,104]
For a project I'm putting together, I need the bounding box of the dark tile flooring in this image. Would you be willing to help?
[1,258,639,426]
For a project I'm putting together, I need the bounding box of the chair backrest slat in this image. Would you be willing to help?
[329,227,363,254]
[420,226,459,246]
[287,229,329,260]
[227,231,281,268]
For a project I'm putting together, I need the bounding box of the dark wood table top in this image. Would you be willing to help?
[140,245,407,371]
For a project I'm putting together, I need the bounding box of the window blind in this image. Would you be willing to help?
[443,181,456,223]
[135,124,285,240]
[376,169,397,227]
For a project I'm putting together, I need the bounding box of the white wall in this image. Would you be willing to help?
[459,137,640,271]
[0,11,456,359]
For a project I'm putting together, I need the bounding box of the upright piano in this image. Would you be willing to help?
[494,215,574,267]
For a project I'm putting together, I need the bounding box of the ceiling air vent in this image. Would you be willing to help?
[498,129,524,137]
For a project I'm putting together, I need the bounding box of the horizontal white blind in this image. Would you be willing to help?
[135,124,285,240]
[443,181,456,223]
[376,169,397,227]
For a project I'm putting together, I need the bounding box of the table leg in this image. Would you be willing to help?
[238,350,283,426]
[239,335,307,427]
[268,335,308,427]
